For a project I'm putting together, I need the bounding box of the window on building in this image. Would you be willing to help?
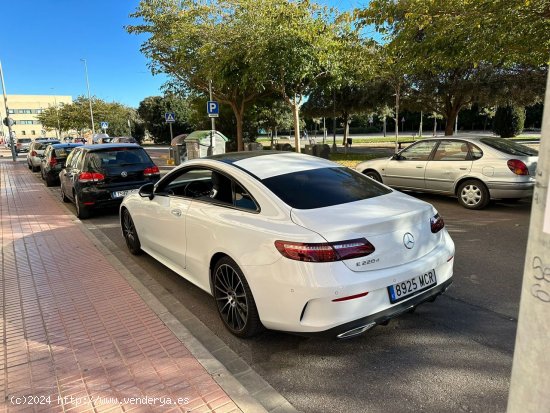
[31,130,36,135]
[17,109,25,114]
[21,131,26,135]
[8,109,14,114]
[24,109,32,114]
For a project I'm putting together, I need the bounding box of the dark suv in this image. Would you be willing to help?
[59,144,160,219]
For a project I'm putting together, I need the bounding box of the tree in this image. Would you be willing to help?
[250,98,293,147]
[37,96,137,137]
[137,95,193,144]
[357,0,549,135]
[128,0,271,151]
[493,105,526,138]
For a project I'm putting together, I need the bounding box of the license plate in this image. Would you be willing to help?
[387,270,437,304]
[112,189,139,198]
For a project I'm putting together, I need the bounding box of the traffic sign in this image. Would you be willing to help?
[207,101,219,118]
[165,112,176,123]
[100,121,109,129]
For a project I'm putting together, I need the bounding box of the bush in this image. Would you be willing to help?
[493,105,526,138]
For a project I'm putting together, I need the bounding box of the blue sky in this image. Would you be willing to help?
[1,0,368,108]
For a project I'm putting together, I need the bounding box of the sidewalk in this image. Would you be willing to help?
[0,160,259,412]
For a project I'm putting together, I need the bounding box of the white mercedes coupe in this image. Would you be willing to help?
[120,151,455,339]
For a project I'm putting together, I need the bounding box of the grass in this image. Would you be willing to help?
[329,152,387,169]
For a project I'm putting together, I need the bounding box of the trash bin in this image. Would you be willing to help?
[175,143,186,164]
[245,142,263,151]
[184,130,229,158]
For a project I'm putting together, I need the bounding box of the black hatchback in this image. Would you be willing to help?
[40,143,83,186]
[59,144,160,219]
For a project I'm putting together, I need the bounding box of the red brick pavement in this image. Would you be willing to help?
[0,161,242,412]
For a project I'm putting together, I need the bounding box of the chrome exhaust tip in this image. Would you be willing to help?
[337,322,376,339]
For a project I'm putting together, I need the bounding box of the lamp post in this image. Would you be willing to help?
[80,59,95,136]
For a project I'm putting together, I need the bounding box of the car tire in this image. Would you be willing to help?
[27,162,32,170]
[75,193,91,219]
[121,209,142,255]
[31,165,40,172]
[60,184,70,203]
[364,170,382,182]
[457,179,490,210]
[45,175,55,187]
[213,256,263,338]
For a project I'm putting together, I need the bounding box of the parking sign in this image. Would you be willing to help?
[207,101,219,118]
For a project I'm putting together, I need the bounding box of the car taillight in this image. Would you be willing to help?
[430,213,445,233]
[274,238,375,262]
[78,172,105,183]
[144,165,160,176]
[49,157,57,166]
[507,159,529,175]
[30,150,37,156]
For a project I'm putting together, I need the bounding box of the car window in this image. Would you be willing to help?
[69,150,84,169]
[399,141,438,161]
[87,148,150,170]
[234,182,258,211]
[262,167,391,210]
[469,143,483,160]
[432,140,470,161]
[480,137,538,156]
[54,147,77,159]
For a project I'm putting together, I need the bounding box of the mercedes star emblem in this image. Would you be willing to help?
[121,171,128,177]
[403,233,415,249]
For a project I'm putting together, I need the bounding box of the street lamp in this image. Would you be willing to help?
[80,59,95,135]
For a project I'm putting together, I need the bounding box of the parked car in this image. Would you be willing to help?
[26,139,61,172]
[15,138,32,154]
[356,136,538,209]
[60,144,160,219]
[120,151,455,338]
[40,143,83,186]
[111,136,137,144]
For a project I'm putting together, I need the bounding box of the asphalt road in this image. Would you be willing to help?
[33,165,531,413]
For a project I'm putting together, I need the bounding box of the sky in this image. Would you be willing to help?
[1,0,369,109]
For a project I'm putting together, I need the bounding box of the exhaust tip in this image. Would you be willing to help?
[337,322,376,339]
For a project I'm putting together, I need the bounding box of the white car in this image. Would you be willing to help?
[120,152,455,338]
[26,139,60,172]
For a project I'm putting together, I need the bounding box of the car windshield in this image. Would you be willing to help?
[261,167,392,209]
[18,139,31,143]
[480,137,538,156]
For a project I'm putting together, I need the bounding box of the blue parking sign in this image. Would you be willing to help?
[207,101,219,118]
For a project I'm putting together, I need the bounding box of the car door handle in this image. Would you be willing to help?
[171,209,182,217]
[416,166,424,169]
[459,167,468,170]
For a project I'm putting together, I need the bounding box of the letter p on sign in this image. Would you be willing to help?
[207,101,219,118]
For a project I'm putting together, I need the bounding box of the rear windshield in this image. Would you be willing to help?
[54,147,78,158]
[262,167,392,209]
[87,148,151,170]
[480,138,538,156]
[17,138,31,143]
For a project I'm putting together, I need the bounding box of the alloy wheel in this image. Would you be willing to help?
[214,263,249,333]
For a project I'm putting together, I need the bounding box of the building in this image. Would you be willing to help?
[0,94,72,142]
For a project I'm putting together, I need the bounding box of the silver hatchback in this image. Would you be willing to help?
[356,136,538,209]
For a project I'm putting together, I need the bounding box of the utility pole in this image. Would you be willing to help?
[207,80,215,156]
[80,59,95,136]
[0,61,17,161]
[507,72,550,413]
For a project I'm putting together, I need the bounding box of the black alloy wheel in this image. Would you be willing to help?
[213,257,262,338]
[122,209,142,255]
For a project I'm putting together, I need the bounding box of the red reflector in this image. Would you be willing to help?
[430,213,445,233]
[507,159,529,175]
[49,157,57,166]
[144,165,160,176]
[83,202,95,206]
[274,238,375,262]
[78,172,105,183]
[332,292,369,302]
[30,150,37,156]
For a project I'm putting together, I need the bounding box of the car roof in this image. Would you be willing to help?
[81,143,141,151]
[208,150,337,180]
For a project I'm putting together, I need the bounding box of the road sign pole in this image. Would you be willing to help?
[169,122,173,145]
[507,71,550,413]
[208,80,215,156]
[0,61,17,162]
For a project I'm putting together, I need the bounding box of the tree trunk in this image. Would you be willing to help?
[445,108,458,136]
[230,102,245,151]
[383,116,387,137]
[291,99,301,153]
[394,84,400,153]
[341,113,349,145]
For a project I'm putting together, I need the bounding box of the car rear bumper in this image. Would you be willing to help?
[79,184,146,208]
[487,180,534,199]
[247,231,455,336]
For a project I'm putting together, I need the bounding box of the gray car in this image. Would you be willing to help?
[356,136,538,209]
[26,139,61,172]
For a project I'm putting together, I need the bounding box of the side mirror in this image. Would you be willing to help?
[392,153,403,160]
[139,182,155,200]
